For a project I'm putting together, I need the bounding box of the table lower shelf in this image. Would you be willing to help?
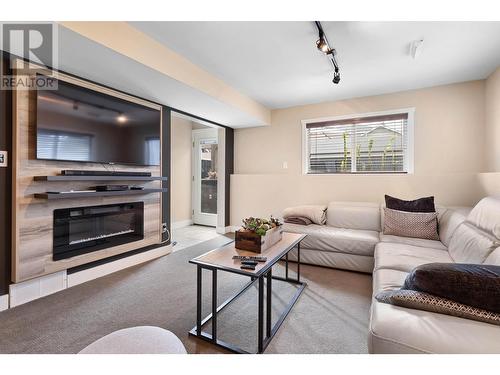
[189,260,306,354]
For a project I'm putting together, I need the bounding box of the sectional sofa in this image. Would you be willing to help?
[284,196,500,353]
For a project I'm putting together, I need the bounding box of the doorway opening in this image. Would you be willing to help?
[170,112,224,251]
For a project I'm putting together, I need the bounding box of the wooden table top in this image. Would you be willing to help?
[189,232,306,277]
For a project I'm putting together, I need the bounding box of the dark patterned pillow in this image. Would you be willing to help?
[403,263,500,313]
[383,208,439,240]
[385,195,435,213]
[375,289,500,326]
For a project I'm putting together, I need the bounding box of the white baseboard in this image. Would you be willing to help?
[67,245,172,288]
[216,226,236,234]
[0,294,8,311]
[9,271,67,308]
[171,220,193,229]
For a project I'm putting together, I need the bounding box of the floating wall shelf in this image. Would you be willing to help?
[34,188,168,200]
[34,176,168,182]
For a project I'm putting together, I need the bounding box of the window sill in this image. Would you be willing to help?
[304,172,409,176]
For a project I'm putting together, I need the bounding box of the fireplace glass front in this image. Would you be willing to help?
[53,202,144,260]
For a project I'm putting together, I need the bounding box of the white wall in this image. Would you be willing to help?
[231,80,487,225]
[170,116,193,224]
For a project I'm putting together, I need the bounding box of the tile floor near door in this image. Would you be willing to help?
[172,225,223,251]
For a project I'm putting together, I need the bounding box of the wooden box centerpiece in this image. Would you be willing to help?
[235,216,283,253]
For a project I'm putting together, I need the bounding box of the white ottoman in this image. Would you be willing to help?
[79,326,187,354]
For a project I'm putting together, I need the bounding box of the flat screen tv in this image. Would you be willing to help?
[36,77,161,166]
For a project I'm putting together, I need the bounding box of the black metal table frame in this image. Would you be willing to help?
[188,239,306,354]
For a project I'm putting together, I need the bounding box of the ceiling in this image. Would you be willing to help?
[132,21,500,109]
[52,25,265,128]
[6,22,499,128]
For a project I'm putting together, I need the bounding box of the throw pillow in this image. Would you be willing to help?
[402,263,500,313]
[375,289,500,326]
[383,208,439,240]
[385,194,435,213]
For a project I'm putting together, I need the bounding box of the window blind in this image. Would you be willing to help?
[145,137,160,166]
[37,129,92,161]
[305,112,409,174]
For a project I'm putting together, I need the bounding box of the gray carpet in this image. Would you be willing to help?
[0,237,372,354]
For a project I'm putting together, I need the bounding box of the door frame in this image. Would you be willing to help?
[192,128,218,227]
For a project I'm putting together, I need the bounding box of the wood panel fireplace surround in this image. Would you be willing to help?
[11,61,169,283]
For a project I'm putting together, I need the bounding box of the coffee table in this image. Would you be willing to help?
[188,232,307,354]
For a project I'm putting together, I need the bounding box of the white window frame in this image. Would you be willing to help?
[301,108,415,175]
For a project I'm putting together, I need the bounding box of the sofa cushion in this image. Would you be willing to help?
[283,223,379,256]
[326,201,381,231]
[385,194,435,213]
[485,247,500,266]
[402,263,500,313]
[383,208,439,240]
[379,233,446,251]
[372,268,409,294]
[466,196,500,239]
[438,207,470,247]
[369,300,500,353]
[448,222,499,263]
[288,248,374,273]
[374,242,453,273]
[376,289,500,326]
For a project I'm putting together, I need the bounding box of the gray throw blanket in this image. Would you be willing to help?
[284,216,313,226]
[282,205,327,225]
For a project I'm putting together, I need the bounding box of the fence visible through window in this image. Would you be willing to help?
[305,111,411,174]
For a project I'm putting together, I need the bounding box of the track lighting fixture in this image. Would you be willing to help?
[333,69,340,84]
[314,21,341,84]
[316,36,330,54]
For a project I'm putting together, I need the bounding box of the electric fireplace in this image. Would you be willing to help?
[53,202,144,260]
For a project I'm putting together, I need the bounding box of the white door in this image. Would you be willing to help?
[192,129,218,227]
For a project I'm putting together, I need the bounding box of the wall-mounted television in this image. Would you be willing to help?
[36,77,161,166]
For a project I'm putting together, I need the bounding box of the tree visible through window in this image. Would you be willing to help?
[304,111,412,174]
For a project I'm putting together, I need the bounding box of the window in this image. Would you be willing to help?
[37,129,92,161]
[303,109,414,174]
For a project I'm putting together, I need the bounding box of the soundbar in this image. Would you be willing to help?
[61,170,152,177]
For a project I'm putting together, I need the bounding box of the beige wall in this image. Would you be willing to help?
[171,116,193,223]
[478,67,500,198]
[231,81,487,225]
[485,67,500,172]
[478,172,500,197]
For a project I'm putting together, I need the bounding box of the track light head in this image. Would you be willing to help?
[316,37,330,53]
[314,21,341,85]
[332,71,340,84]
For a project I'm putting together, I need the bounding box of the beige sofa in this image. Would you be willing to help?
[284,197,500,353]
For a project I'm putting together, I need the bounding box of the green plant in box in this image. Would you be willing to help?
[241,216,282,236]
